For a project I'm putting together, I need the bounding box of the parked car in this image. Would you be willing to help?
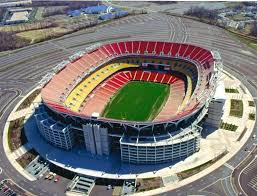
[2,187,9,192]
[48,175,54,180]
[0,183,5,190]
[48,172,56,180]
[44,173,51,180]
[54,176,61,183]
[3,188,10,193]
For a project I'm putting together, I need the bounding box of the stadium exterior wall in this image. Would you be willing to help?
[120,125,201,164]
[34,100,207,164]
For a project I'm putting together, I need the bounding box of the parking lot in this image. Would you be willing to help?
[0,179,27,196]
[25,156,72,195]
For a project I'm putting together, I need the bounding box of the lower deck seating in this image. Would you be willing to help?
[130,70,179,84]
[80,70,186,118]
[154,79,185,121]
[81,71,130,115]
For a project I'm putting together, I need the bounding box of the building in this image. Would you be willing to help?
[35,41,222,165]
[205,81,226,128]
[0,0,31,8]
[4,7,32,25]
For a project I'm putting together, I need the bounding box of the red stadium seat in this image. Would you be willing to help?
[148,72,157,82]
[132,41,140,54]
[189,47,202,59]
[178,44,188,57]
[142,71,150,81]
[162,74,171,84]
[171,43,180,56]
[183,45,196,58]
[192,49,206,62]
[103,44,115,56]
[110,43,121,55]
[125,41,133,53]
[156,73,163,82]
[139,41,148,54]
[162,42,172,55]
[118,42,126,54]
[134,70,143,80]
[99,47,111,58]
[155,42,165,55]
[147,41,155,54]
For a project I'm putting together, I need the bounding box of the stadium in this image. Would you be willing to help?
[35,41,222,165]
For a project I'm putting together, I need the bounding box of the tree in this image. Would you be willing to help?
[233,4,243,12]
[0,31,28,52]
[242,2,257,6]
[250,21,257,37]
[184,6,218,21]
[0,8,6,20]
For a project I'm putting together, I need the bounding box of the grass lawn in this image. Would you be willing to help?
[177,150,227,180]
[225,88,239,93]
[17,89,41,111]
[16,149,38,168]
[229,99,243,118]
[249,101,255,107]
[8,117,26,152]
[102,81,169,121]
[136,177,163,192]
[244,24,252,34]
[231,13,245,21]
[177,161,212,180]
[220,121,238,131]
[249,113,255,120]
[16,27,70,43]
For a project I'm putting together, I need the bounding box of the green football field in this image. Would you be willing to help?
[102,81,170,121]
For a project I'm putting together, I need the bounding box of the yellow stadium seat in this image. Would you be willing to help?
[64,63,139,111]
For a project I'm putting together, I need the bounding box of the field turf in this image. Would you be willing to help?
[102,81,170,121]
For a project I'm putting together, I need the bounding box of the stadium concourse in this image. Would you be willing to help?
[0,12,257,196]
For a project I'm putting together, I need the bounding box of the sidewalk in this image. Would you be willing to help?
[2,87,41,182]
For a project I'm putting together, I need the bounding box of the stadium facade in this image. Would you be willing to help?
[35,41,222,165]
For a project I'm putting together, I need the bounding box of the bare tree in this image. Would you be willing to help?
[0,8,6,20]
[242,2,257,6]
[42,6,69,17]
[185,6,218,21]
[250,21,257,37]
[0,31,28,52]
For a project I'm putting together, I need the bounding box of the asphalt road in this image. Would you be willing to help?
[0,13,257,195]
